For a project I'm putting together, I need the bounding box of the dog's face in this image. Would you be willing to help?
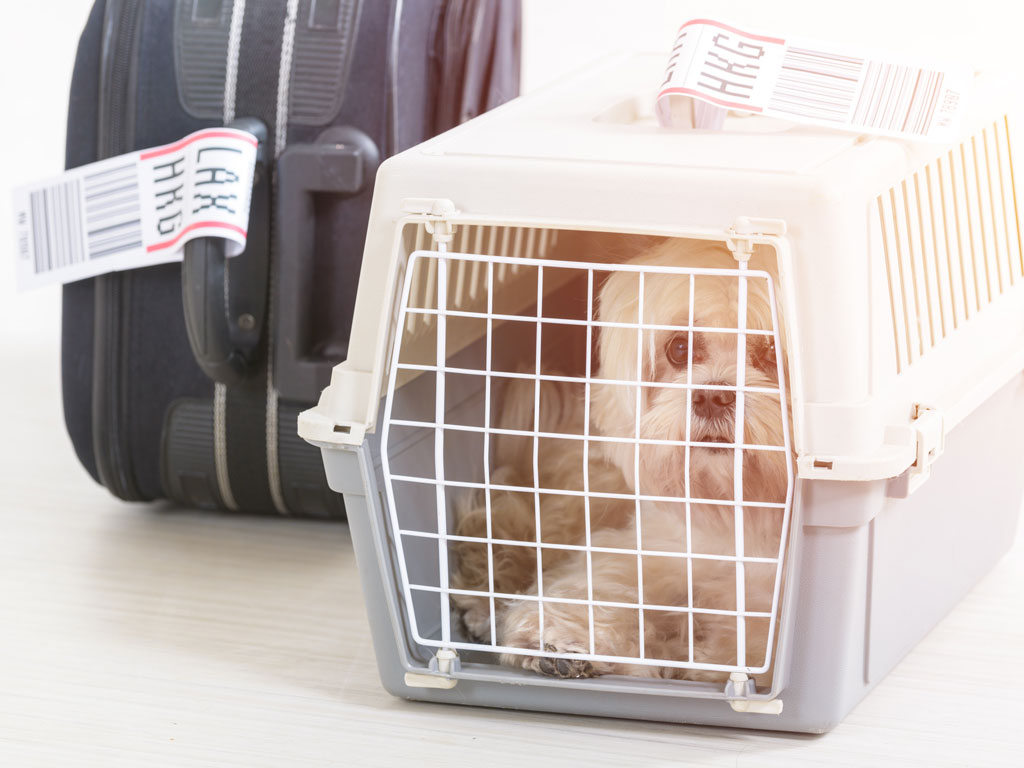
[591,246,789,505]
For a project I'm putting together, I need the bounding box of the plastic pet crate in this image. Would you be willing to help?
[298,54,1024,732]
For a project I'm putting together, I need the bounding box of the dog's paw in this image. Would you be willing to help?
[456,601,493,643]
[538,655,595,679]
[533,644,596,679]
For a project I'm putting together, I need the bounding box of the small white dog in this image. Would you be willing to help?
[452,239,790,683]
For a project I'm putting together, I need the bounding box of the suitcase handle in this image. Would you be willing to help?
[181,117,270,386]
[274,126,380,402]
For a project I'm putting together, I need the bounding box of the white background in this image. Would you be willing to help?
[3,0,1024,353]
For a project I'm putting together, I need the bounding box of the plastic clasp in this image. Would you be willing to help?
[906,404,945,494]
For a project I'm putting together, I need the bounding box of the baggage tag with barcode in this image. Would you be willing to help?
[12,127,258,291]
[656,18,971,142]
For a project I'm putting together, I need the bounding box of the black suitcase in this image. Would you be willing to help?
[62,0,521,517]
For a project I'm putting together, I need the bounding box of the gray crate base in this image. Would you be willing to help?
[324,375,1024,733]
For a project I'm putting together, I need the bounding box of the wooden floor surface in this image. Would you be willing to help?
[3,340,1023,767]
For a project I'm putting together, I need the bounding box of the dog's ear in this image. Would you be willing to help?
[592,270,651,434]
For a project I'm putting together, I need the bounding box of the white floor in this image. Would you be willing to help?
[1,338,1022,767]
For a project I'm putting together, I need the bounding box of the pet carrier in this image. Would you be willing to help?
[298,54,1024,732]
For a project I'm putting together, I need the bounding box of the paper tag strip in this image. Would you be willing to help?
[12,127,258,290]
[656,18,970,143]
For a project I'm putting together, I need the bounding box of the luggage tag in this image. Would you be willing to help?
[656,18,971,142]
[11,127,258,291]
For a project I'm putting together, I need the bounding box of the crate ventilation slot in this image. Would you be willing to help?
[878,117,1024,373]
[404,224,560,333]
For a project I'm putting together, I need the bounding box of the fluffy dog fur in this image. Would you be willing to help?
[451,239,790,683]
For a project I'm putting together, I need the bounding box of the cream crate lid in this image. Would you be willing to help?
[421,53,861,176]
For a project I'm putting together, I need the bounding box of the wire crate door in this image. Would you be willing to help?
[380,248,795,679]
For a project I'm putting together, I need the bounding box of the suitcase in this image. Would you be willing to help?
[61,0,521,517]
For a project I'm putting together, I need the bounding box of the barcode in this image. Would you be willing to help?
[28,179,85,274]
[768,46,864,123]
[27,162,144,275]
[767,47,945,136]
[83,163,143,259]
[852,62,944,136]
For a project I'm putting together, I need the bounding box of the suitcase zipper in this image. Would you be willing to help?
[92,0,145,500]
[101,0,142,157]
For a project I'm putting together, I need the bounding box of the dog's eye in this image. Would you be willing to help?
[753,338,777,371]
[665,333,690,368]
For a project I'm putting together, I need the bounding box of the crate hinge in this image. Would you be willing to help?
[403,648,460,689]
[725,672,783,714]
[403,197,458,246]
[725,217,787,262]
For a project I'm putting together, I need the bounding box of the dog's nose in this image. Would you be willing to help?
[692,386,736,419]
